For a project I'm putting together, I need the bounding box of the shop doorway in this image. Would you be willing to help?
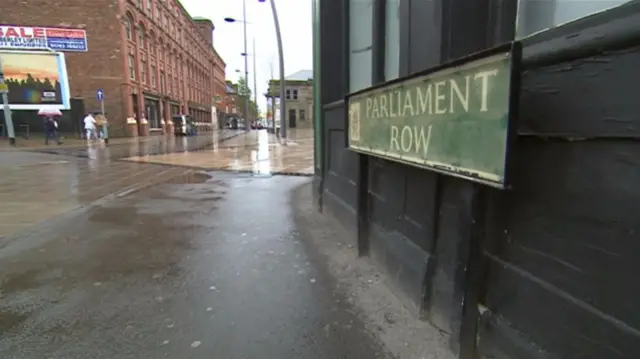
[289,109,297,128]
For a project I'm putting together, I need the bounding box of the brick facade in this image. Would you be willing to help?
[0,0,226,137]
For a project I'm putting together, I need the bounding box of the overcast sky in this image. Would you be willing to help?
[180,0,313,110]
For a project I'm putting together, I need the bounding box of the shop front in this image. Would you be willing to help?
[315,1,640,359]
[187,102,212,132]
[144,95,162,133]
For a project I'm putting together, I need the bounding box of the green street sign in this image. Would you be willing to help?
[347,44,521,188]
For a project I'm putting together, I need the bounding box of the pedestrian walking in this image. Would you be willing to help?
[95,113,105,139]
[98,113,109,145]
[83,112,96,140]
[43,116,62,145]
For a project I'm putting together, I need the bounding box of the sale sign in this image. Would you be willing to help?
[0,25,88,52]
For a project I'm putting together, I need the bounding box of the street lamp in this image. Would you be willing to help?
[224,2,250,131]
[226,0,286,140]
[258,0,286,141]
[241,40,258,126]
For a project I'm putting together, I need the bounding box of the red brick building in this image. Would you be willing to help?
[0,0,226,136]
[218,81,239,116]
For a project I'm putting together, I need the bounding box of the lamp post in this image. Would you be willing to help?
[259,0,286,141]
[241,39,258,125]
[227,0,286,140]
[252,39,258,122]
[224,0,250,131]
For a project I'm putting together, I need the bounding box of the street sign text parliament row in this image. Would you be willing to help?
[346,44,521,188]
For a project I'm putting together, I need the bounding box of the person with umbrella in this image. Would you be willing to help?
[38,108,63,145]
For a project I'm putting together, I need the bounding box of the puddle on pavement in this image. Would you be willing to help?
[0,310,29,332]
[164,171,211,185]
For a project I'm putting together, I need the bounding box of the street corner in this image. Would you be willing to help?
[0,151,206,240]
[0,168,391,359]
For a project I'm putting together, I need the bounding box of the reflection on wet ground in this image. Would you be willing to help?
[0,176,388,359]
[0,151,205,239]
[0,130,315,239]
[28,130,244,160]
[124,129,315,176]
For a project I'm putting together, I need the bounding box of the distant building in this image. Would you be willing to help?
[0,0,226,137]
[267,70,313,129]
[215,81,240,127]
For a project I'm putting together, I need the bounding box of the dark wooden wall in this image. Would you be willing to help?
[316,0,640,358]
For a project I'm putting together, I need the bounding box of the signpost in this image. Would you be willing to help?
[346,44,521,188]
[0,54,15,145]
[97,89,108,144]
[97,89,104,113]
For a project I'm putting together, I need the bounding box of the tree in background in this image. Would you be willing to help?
[236,76,259,121]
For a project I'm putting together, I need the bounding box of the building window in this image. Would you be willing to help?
[385,0,400,80]
[147,0,153,14]
[128,55,136,79]
[349,0,373,92]
[300,109,306,121]
[149,36,155,54]
[292,89,298,100]
[140,60,147,83]
[137,26,146,48]
[160,71,166,92]
[151,65,157,87]
[124,16,133,41]
[516,0,631,37]
[138,0,143,8]
[156,9,161,23]
[285,89,291,100]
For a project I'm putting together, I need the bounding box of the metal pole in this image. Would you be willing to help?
[270,59,274,131]
[100,98,108,144]
[271,94,276,135]
[268,0,286,141]
[0,55,16,145]
[242,0,250,130]
[253,38,258,123]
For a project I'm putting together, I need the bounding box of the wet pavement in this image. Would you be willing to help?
[0,175,390,359]
[25,130,245,160]
[0,130,314,238]
[0,151,196,238]
[125,129,315,176]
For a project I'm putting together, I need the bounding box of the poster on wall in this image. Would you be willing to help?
[266,97,273,128]
[0,25,88,52]
[346,43,521,188]
[0,50,71,110]
[274,97,281,129]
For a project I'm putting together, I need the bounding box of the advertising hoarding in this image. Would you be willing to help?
[0,50,71,110]
[274,97,281,128]
[266,96,281,129]
[0,25,88,52]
